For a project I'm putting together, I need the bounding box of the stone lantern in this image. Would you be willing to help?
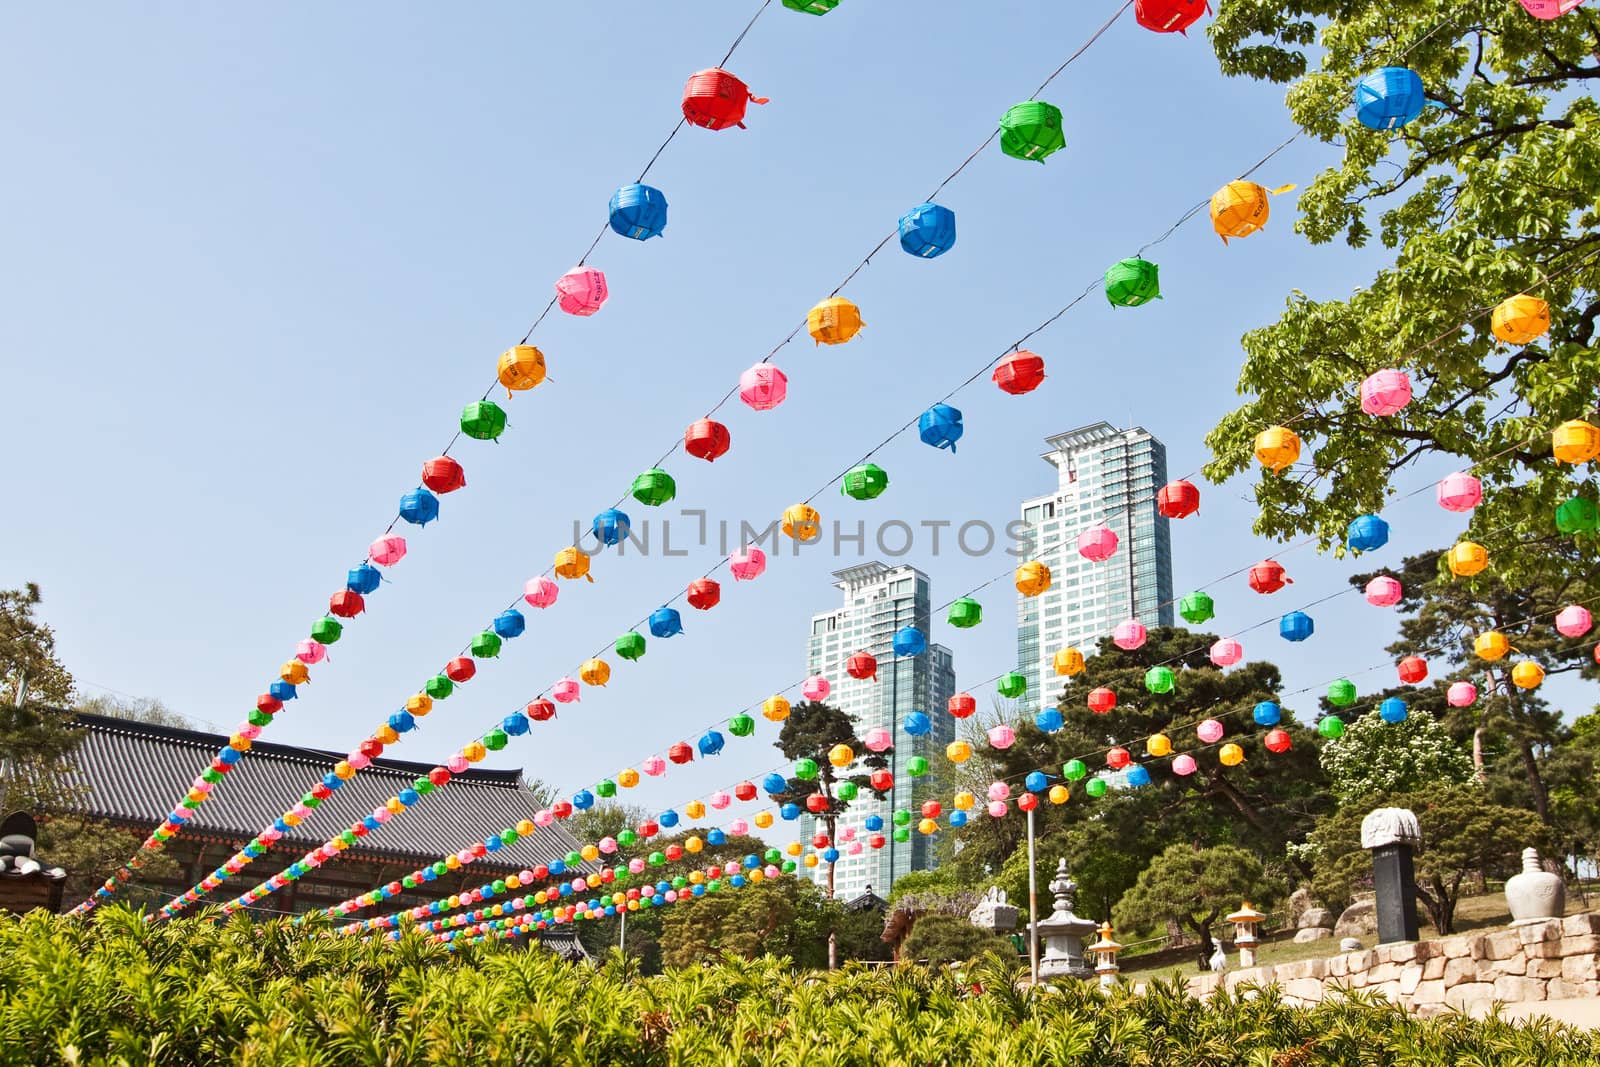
[1226,900,1265,968]
[1361,807,1421,944]
[1088,920,1122,990]
[1035,859,1096,980]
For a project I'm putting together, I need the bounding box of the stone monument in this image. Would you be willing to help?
[968,885,1019,934]
[1361,806,1421,944]
[1035,859,1097,980]
[1505,847,1565,926]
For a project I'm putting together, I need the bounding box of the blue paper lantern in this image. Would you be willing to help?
[780,803,800,821]
[593,508,632,547]
[387,710,415,734]
[571,789,595,810]
[707,828,729,847]
[903,711,931,736]
[399,488,440,526]
[648,607,684,638]
[762,772,788,795]
[482,835,500,852]
[949,810,968,828]
[1035,708,1064,733]
[321,772,341,790]
[608,183,668,240]
[268,680,297,702]
[1253,701,1282,726]
[1354,66,1426,131]
[1346,514,1390,553]
[1280,611,1315,642]
[1126,765,1152,787]
[823,847,841,863]
[502,712,529,736]
[658,809,679,828]
[893,626,927,657]
[492,608,526,639]
[549,860,566,876]
[918,403,964,452]
[218,746,242,765]
[1024,771,1049,793]
[864,814,884,832]
[1380,697,1409,723]
[347,564,381,595]
[898,202,957,258]
[698,729,725,756]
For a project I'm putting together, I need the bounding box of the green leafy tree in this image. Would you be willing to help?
[0,584,80,813]
[899,913,1011,966]
[1320,708,1475,806]
[1203,2,1600,595]
[1301,783,1549,933]
[75,693,198,730]
[657,877,842,970]
[1114,844,1282,968]
[35,814,179,902]
[569,801,651,848]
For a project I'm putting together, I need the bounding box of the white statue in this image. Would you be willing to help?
[1209,943,1228,974]
[1360,807,1422,850]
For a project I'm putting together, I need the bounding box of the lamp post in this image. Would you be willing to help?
[1089,921,1123,990]
[1226,900,1265,969]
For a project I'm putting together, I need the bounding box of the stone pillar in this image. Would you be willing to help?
[1361,807,1421,944]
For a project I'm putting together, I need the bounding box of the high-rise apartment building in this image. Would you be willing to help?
[806,562,956,899]
[1016,423,1174,703]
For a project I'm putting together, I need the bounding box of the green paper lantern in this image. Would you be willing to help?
[841,462,890,501]
[1556,496,1598,535]
[471,631,502,659]
[615,631,647,661]
[1327,679,1358,706]
[617,828,638,847]
[648,851,665,867]
[411,776,429,793]
[780,862,795,875]
[180,798,200,810]
[893,827,911,843]
[201,768,222,784]
[764,848,782,864]
[460,400,508,441]
[1317,716,1346,739]
[782,0,838,12]
[500,828,517,844]
[483,728,508,751]
[997,672,1027,698]
[907,756,929,776]
[299,791,318,807]
[836,780,858,801]
[416,780,435,797]
[999,100,1066,162]
[671,876,687,890]
[794,758,819,780]
[892,809,912,826]
[947,597,983,629]
[248,709,272,727]
[1179,591,1215,625]
[1085,778,1108,798]
[565,851,581,867]
[402,876,417,889]
[727,713,755,737]
[425,675,453,700]
[1063,758,1087,781]
[631,468,677,507]
[431,861,447,875]
[1145,665,1176,694]
[310,617,343,645]
[1104,257,1162,307]
[596,778,617,798]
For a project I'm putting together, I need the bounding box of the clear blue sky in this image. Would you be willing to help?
[4,3,1582,843]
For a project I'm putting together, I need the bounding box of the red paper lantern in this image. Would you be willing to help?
[1134,0,1210,34]
[1247,560,1291,594]
[256,694,283,715]
[870,769,894,792]
[469,843,487,859]
[526,698,556,722]
[359,738,385,759]
[948,693,977,719]
[684,418,732,462]
[734,781,757,802]
[806,793,829,813]
[1156,479,1200,519]
[329,590,366,618]
[421,456,466,494]
[812,833,831,849]
[551,801,573,819]
[638,819,659,838]
[869,834,887,849]
[1264,728,1292,754]
[922,800,943,819]
[680,68,767,131]
[445,657,476,683]
[846,652,879,681]
[428,767,451,786]
[1107,746,1131,769]
[1017,792,1039,812]
[687,578,722,611]
[1088,687,1117,714]
[668,741,695,765]
[992,350,1047,395]
[1397,655,1428,684]
[664,844,684,862]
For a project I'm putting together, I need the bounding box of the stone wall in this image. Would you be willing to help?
[1182,913,1600,1017]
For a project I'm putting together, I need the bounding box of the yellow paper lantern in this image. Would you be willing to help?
[762,695,791,722]
[515,819,535,835]
[579,658,611,687]
[1219,742,1245,766]
[1474,631,1511,661]
[946,739,973,763]
[334,760,356,780]
[1210,181,1295,243]
[374,725,399,745]
[688,870,704,884]
[497,344,547,395]
[685,800,706,820]
[1146,733,1172,758]
[385,797,405,814]
[685,836,704,854]
[617,767,640,788]
[954,790,976,811]
[748,868,764,883]
[804,853,819,868]
[230,733,252,752]
[1048,784,1069,804]
[782,504,822,541]
[406,693,433,717]
[785,841,802,857]
[505,874,522,890]
[280,660,310,686]
[463,741,487,762]
[1254,426,1301,473]
[554,546,594,582]
[1054,646,1085,676]
[1016,560,1052,597]
[581,844,599,862]
[1448,541,1489,577]
[807,296,865,345]
[1552,420,1600,465]
[282,812,301,827]
[754,810,774,829]
[445,856,460,871]
[828,743,855,768]
[918,817,939,835]
[1511,660,1545,689]
[1491,294,1550,345]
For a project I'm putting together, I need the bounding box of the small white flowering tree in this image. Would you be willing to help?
[1320,712,1474,807]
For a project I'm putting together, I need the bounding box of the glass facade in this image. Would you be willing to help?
[1015,424,1174,703]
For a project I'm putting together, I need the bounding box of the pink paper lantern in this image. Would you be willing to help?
[1077,525,1120,562]
[371,808,390,823]
[533,809,554,827]
[598,836,617,854]
[1447,681,1478,707]
[1518,0,1585,18]
[1113,619,1148,651]
[987,800,1008,818]
[987,781,1011,802]
[369,534,408,567]
[847,841,863,856]
[260,828,282,843]
[295,639,326,665]
[1436,472,1483,513]
[802,675,831,701]
[628,858,646,874]
[710,790,732,810]
[1209,638,1244,667]
[524,576,560,608]
[863,726,892,752]
[840,826,856,841]
[641,755,667,777]
[765,864,782,877]
[988,724,1016,749]
[730,544,767,581]
[446,754,469,774]
[1172,754,1198,776]
[554,266,609,316]
[1359,368,1413,416]
[1365,575,1404,607]
[729,818,749,835]
[238,724,263,741]
[1197,718,1225,744]
[739,363,789,411]
[664,889,678,904]
[552,678,580,703]
[1556,604,1593,637]
[348,752,372,770]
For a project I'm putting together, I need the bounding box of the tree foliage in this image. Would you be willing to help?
[0,584,79,812]
[1114,844,1282,966]
[1320,709,1475,806]
[898,913,1011,966]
